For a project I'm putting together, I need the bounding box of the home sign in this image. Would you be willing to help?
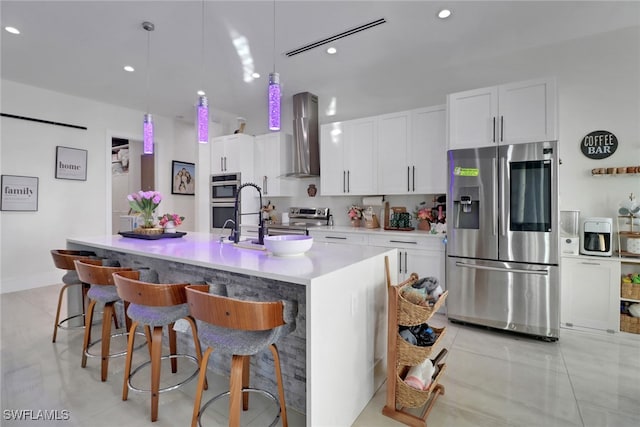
[580,130,618,159]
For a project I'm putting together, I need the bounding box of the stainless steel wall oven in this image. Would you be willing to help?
[211,173,241,232]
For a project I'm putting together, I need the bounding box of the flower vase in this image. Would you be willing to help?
[351,219,361,227]
[164,221,176,233]
[418,220,431,231]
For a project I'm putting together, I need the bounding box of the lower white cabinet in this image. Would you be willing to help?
[560,255,620,333]
[309,229,446,289]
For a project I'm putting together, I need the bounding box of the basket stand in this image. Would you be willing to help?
[381,256,448,426]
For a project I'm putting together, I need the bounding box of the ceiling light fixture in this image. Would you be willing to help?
[197,0,209,144]
[327,47,337,55]
[142,21,155,155]
[268,0,281,131]
[438,9,451,19]
[5,26,20,34]
[252,72,261,79]
[124,65,134,72]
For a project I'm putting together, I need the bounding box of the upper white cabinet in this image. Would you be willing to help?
[447,77,557,150]
[211,134,254,176]
[320,117,378,196]
[378,106,446,194]
[254,132,293,197]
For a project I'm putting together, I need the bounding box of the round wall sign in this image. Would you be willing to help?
[580,130,618,159]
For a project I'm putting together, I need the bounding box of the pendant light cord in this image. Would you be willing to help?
[201,0,205,91]
[146,25,151,113]
[272,0,276,74]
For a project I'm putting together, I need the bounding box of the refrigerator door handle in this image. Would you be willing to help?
[455,261,549,276]
[492,158,498,236]
[500,156,507,237]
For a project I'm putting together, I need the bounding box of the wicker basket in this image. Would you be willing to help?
[620,313,640,334]
[133,227,163,235]
[397,327,446,366]
[621,282,640,300]
[395,363,446,408]
[397,289,449,326]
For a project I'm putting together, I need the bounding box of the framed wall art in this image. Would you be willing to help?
[1,175,39,211]
[171,160,195,195]
[55,146,87,180]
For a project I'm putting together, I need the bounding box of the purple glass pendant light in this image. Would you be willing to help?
[197,95,209,144]
[196,0,209,144]
[142,21,155,154]
[268,0,281,131]
[268,72,281,131]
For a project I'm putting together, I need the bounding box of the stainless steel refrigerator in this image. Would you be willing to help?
[446,140,560,340]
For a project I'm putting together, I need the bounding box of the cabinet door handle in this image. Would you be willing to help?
[580,262,602,266]
[398,252,403,274]
[390,240,418,244]
[263,176,268,195]
[347,170,350,193]
[407,166,410,192]
[500,115,504,142]
[343,171,346,193]
[326,236,347,240]
[492,117,496,143]
[412,166,416,192]
[404,251,408,273]
[220,157,224,171]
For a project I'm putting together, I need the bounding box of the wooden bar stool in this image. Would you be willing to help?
[185,284,297,427]
[50,249,96,343]
[74,259,139,382]
[112,270,206,422]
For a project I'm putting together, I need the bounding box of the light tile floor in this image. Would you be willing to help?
[2,284,640,426]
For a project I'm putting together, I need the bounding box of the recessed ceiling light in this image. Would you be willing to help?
[251,72,260,79]
[438,9,451,19]
[123,65,135,72]
[327,47,337,55]
[197,89,205,96]
[5,26,20,34]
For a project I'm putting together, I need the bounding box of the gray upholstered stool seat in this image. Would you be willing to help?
[50,249,96,343]
[186,284,297,427]
[87,285,120,303]
[113,270,206,423]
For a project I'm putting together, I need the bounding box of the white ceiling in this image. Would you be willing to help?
[2,1,639,134]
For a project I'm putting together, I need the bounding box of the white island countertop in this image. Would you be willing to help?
[67,232,393,286]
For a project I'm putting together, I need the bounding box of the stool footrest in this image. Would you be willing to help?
[85,330,147,359]
[198,388,282,427]
[127,354,199,394]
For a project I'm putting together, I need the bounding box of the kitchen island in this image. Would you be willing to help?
[67,232,396,427]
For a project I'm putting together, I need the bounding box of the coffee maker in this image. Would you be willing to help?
[580,217,613,256]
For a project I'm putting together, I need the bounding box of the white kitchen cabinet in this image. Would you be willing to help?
[211,133,254,176]
[377,111,411,194]
[411,105,446,194]
[254,132,293,197]
[368,234,446,284]
[320,117,377,195]
[560,255,620,333]
[447,77,557,150]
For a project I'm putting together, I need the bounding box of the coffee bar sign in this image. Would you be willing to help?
[580,130,618,160]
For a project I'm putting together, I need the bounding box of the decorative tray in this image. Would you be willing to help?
[384,226,415,231]
[118,231,187,240]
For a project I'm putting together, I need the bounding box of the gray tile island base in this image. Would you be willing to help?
[67,233,396,426]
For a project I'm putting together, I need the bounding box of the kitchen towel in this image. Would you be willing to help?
[404,358,436,390]
[362,196,383,206]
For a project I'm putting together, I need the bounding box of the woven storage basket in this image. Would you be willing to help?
[397,289,448,326]
[396,327,446,366]
[133,227,163,235]
[395,363,446,408]
[620,313,640,334]
[621,282,640,300]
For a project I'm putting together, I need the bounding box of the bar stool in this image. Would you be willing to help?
[50,249,96,343]
[74,259,137,382]
[112,270,206,422]
[185,284,297,427]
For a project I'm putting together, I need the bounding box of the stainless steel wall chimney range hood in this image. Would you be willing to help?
[288,92,320,178]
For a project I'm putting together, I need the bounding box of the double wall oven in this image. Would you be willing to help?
[210,173,241,231]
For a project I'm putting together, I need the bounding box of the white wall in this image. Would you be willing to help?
[0,80,235,293]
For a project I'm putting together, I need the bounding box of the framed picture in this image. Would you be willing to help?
[1,175,39,211]
[171,160,195,195]
[55,146,87,180]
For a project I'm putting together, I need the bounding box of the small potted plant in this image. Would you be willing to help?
[348,205,363,227]
[158,213,185,233]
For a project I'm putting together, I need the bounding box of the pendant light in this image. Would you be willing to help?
[142,21,155,154]
[197,0,209,144]
[268,0,281,131]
